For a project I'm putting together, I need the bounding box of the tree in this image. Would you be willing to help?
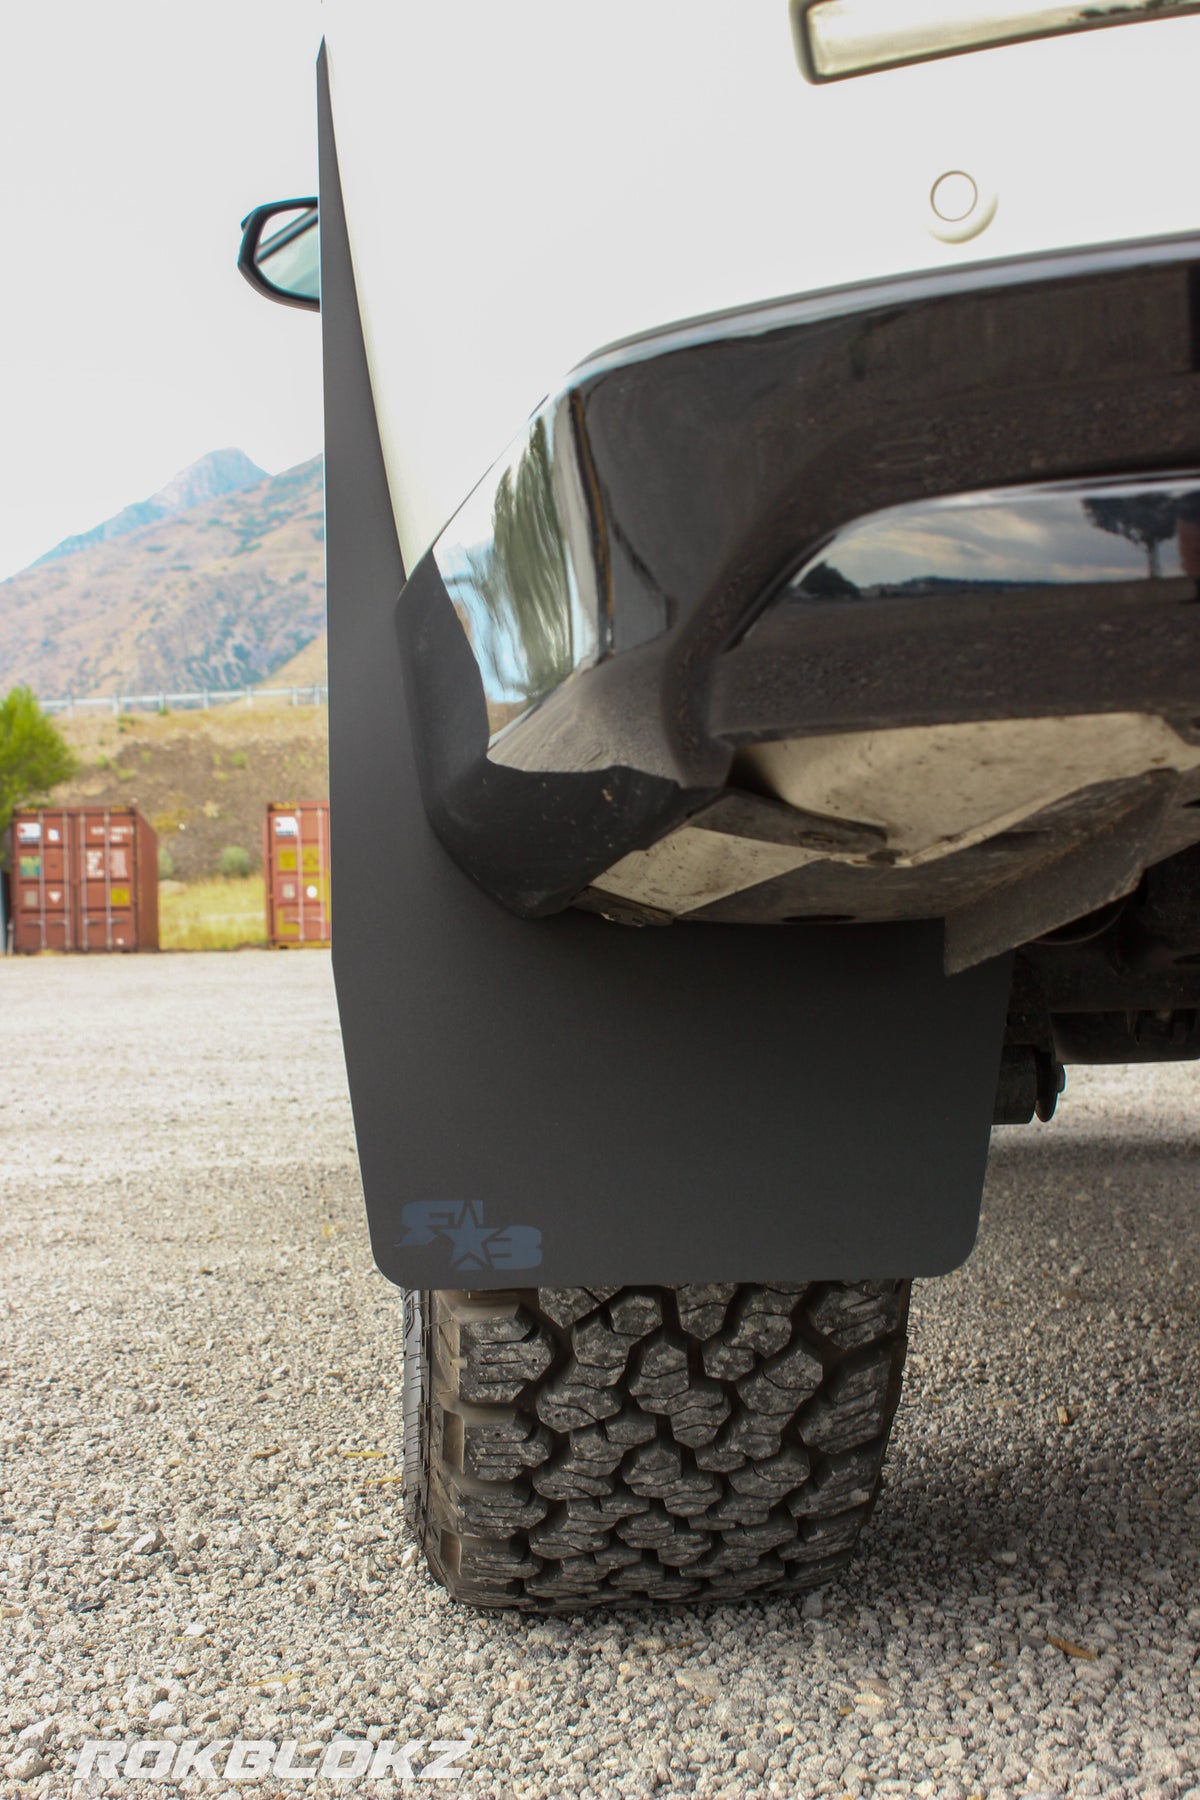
[462,418,574,709]
[1083,494,1179,580]
[0,685,78,849]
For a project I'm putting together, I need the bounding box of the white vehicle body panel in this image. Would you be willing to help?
[322,2,1200,570]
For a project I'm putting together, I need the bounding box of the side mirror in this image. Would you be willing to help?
[238,199,319,311]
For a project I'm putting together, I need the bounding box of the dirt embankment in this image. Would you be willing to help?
[55,705,329,881]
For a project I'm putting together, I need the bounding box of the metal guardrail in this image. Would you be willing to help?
[42,685,328,715]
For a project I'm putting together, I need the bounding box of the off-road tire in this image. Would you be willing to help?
[402,1282,909,1609]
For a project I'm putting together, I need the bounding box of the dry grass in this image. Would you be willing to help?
[159,876,267,951]
[57,700,329,763]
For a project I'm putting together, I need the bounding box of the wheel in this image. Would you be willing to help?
[402,1281,909,1609]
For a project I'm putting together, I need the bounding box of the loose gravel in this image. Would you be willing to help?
[1,951,1197,1799]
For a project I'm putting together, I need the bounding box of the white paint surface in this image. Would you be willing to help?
[323,2,1200,569]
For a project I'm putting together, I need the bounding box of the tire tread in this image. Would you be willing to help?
[405,1280,909,1609]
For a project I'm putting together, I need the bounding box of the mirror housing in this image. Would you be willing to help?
[238,199,319,311]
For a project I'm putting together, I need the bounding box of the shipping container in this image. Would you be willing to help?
[264,801,331,947]
[9,807,158,953]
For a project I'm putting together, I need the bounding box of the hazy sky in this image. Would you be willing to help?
[0,1,325,578]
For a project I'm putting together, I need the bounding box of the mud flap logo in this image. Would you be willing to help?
[398,1201,542,1271]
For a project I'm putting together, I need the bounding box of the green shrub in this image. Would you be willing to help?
[220,844,252,879]
[0,685,78,845]
[158,846,176,879]
[229,749,247,769]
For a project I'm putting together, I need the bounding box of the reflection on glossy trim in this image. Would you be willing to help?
[787,475,1200,602]
[433,405,602,742]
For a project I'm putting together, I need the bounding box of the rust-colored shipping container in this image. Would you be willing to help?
[264,801,331,947]
[9,807,159,953]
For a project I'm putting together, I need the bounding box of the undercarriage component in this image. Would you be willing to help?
[1050,1009,1200,1062]
[993,1045,1066,1124]
[1018,841,1200,1064]
[588,713,1200,972]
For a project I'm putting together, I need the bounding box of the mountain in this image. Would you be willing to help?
[0,454,325,699]
[269,629,327,689]
[31,448,268,567]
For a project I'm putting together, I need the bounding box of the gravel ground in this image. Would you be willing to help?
[1,951,1198,1799]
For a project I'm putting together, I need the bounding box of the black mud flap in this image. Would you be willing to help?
[317,52,1011,1290]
